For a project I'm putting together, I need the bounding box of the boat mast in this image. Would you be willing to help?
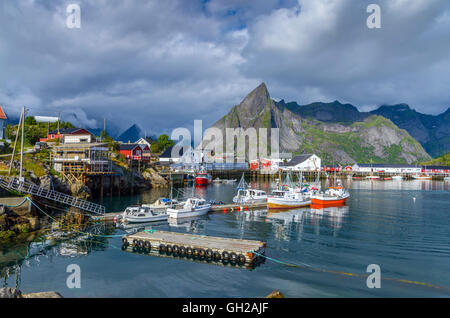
[9,107,24,176]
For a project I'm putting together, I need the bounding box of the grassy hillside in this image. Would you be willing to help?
[422,153,450,166]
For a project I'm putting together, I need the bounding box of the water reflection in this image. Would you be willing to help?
[350,179,450,191]
[266,209,306,243]
[168,215,209,233]
[1,222,116,290]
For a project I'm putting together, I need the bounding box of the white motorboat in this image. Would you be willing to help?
[412,174,432,180]
[233,189,267,204]
[167,198,211,219]
[232,173,267,204]
[122,206,168,223]
[267,190,310,209]
[444,176,450,181]
[142,197,178,212]
[392,175,403,180]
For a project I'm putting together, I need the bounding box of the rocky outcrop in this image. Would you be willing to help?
[142,167,169,188]
[0,288,63,298]
[0,288,22,298]
[23,291,63,298]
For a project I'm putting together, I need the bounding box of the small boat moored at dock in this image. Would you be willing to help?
[412,174,432,180]
[195,170,212,185]
[233,189,267,204]
[142,197,178,211]
[233,173,267,204]
[122,206,169,223]
[267,190,310,209]
[310,185,350,208]
[167,198,211,219]
[392,175,403,180]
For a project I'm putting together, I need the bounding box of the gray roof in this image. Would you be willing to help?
[280,154,313,167]
[160,145,184,158]
[120,143,140,151]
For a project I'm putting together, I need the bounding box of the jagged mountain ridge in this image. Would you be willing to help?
[209,83,432,164]
[276,99,449,157]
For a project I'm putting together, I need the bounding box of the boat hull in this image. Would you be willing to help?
[123,214,168,223]
[311,197,347,207]
[267,199,311,209]
[195,177,211,185]
[167,206,211,218]
[412,176,432,180]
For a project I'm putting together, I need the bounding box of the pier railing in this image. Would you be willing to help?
[0,176,105,215]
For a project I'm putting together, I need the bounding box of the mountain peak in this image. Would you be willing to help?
[248,82,270,99]
[239,82,272,115]
[117,124,142,143]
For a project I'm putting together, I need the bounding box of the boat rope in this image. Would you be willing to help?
[0,197,29,208]
[26,198,123,239]
[250,250,450,291]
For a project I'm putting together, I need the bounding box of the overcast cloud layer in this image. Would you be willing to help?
[0,0,449,136]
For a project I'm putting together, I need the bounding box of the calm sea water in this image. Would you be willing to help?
[1,179,449,297]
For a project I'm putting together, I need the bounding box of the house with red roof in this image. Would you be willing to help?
[119,143,151,161]
[40,128,95,143]
[0,106,7,140]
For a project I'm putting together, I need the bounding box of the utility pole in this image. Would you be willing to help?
[57,111,60,133]
[20,107,26,180]
[9,108,24,175]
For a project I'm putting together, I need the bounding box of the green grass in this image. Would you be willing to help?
[422,152,450,166]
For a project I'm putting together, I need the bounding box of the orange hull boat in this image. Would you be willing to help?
[311,198,347,207]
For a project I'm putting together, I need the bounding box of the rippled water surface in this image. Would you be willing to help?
[1,179,449,297]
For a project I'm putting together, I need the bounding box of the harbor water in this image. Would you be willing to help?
[1,179,449,297]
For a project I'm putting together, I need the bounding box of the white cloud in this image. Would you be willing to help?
[0,0,448,137]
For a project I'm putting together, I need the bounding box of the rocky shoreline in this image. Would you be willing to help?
[0,287,63,298]
[0,159,169,242]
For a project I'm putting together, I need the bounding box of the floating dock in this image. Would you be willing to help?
[121,230,266,268]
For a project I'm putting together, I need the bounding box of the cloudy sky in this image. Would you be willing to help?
[1,0,449,136]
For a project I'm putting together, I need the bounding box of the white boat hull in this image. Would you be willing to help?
[123,214,168,223]
[267,197,310,209]
[167,206,211,219]
[233,197,267,204]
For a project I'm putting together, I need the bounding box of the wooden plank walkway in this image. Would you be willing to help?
[210,202,267,212]
[122,230,266,267]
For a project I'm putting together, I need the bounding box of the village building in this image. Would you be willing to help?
[421,165,450,175]
[52,142,113,184]
[279,154,321,171]
[136,136,156,149]
[119,143,151,161]
[250,153,293,171]
[40,128,95,143]
[352,163,422,174]
[159,145,185,164]
[0,106,7,140]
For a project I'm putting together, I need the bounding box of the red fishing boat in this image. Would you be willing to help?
[195,172,212,185]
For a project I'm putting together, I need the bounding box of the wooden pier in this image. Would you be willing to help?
[121,230,266,267]
[94,201,269,222]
